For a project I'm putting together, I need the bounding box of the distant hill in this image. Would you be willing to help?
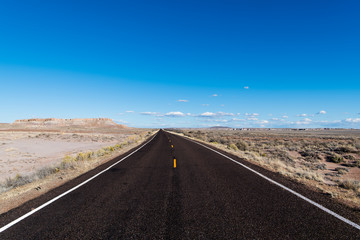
[209,126,231,129]
[12,118,127,128]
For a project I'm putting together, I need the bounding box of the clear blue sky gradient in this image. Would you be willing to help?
[0,0,359,128]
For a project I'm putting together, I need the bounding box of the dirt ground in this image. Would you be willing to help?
[0,122,155,214]
[0,131,130,182]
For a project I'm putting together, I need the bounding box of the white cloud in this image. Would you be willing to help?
[140,112,159,116]
[165,111,186,117]
[202,104,210,106]
[214,119,228,123]
[345,118,360,123]
[271,118,280,121]
[318,110,327,115]
[247,117,258,121]
[245,113,259,116]
[199,112,217,117]
[231,118,245,122]
[318,120,341,124]
[259,120,269,124]
[125,110,134,113]
[177,99,189,102]
[295,121,311,125]
[217,112,235,116]
[197,112,235,117]
[115,119,128,124]
[244,86,249,89]
[297,114,307,117]
[282,115,289,119]
[212,94,218,97]
[294,118,312,125]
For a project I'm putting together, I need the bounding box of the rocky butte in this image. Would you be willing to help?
[12,118,127,128]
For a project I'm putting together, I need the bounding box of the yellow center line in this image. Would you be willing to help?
[173,158,176,168]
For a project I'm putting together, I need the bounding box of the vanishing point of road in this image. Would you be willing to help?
[1,130,359,239]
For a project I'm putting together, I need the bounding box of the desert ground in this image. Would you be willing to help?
[0,131,131,183]
[170,128,360,208]
[0,118,155,213]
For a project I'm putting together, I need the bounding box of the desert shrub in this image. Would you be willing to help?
[60,155,75,169]
[354,139,360,150]
[76,152,85,161]
[343,154,355,160]
[4,174,33,188]
[184,132,192,138]
[192,130,206,140]
[326,154,344,163]
[36,167,57,179]
[303,154,320,163]
[295,170,323,182]
[229,144,238,151]
[60,160,74,170]
[63,155,74,162]
[335,146,358,153]
[219,138,230,145]
[338,179,360,192]
[315,164,327,170]
[235,140,248,151]
[96,149,106,157]
[209,138,215,142]
[335,167,349,175]
[101,147,110,154]
[356,160,360,168]
[84,151,93,160]
[299,150,314,158]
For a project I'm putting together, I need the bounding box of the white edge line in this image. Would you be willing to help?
[0,131,159,233]
[173,132,360,231]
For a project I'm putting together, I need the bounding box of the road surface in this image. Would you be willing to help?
[1,130,359,239]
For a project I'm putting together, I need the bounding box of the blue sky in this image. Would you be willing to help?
[0,0,359,128]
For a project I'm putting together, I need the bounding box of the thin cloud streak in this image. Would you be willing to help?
[140,112,159,116]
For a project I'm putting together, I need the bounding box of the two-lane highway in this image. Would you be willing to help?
[1,130,359,239]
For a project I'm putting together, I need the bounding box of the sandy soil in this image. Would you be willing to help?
[0,132,129,182]
[0,119,154,214]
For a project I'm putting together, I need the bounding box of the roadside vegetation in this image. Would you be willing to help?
[170,129,360,207]
[0,131,155,194]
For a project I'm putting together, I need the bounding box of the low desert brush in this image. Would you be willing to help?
[338,179,360,192]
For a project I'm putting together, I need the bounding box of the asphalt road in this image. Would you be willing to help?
[1,130,360,239]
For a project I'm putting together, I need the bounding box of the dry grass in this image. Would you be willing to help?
[0,131,155,194]
[0,130,157,214]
